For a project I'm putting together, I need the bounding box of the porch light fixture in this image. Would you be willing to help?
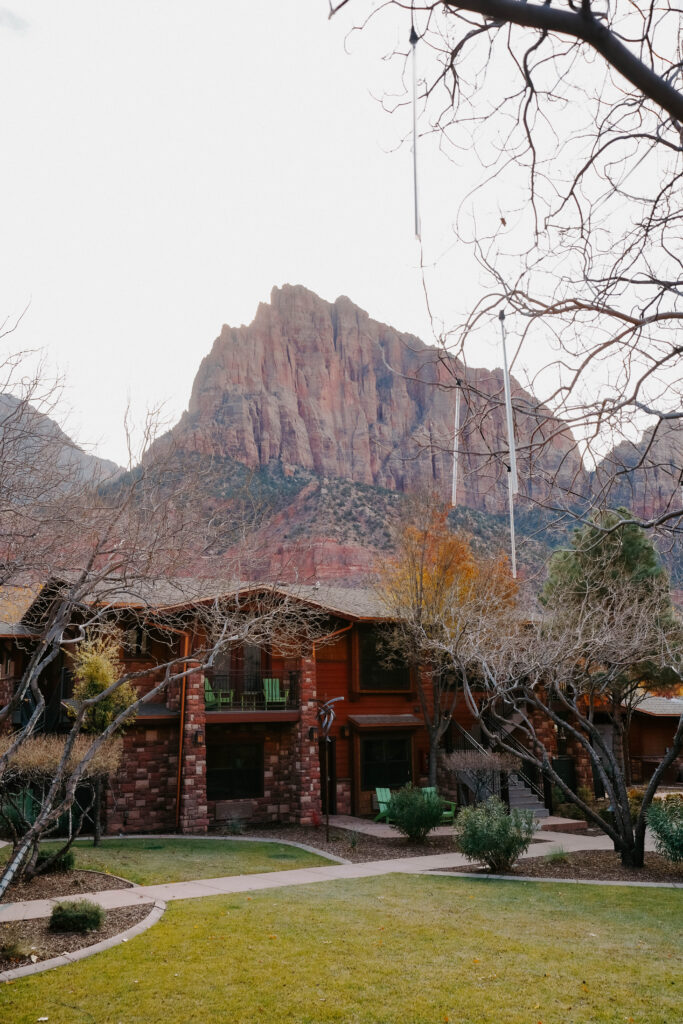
[340,725,350,739]
[308,726,318,741]
[194,730,205,746]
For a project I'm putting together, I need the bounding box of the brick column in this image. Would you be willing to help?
[178,668,209,834]
[291,655,322,825]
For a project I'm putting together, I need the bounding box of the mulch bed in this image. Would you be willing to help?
[0,903,151,972]
[1,869,133,904]
[244,824,458,862]
[1,869,142,974]
[443,850,683,883]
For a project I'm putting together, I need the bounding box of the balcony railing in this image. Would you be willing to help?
[204,670,300,712]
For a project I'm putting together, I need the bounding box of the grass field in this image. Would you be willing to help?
[0,837,330,885]
[4,874,680,1024]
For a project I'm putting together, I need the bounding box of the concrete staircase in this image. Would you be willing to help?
[508,775,549,818]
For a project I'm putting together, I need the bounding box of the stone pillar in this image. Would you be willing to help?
[178,668,209,834]
[291,655,322,825]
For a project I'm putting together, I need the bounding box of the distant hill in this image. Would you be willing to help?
[0,392,120,490]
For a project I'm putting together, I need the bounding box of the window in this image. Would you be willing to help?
[361,735,412,790]
[358,625,410,691]
[123,626,148,658]
[206,741,263,800]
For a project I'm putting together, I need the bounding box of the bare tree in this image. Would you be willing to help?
[419,515,683,867]
[0,371,327,894]
[330,1,683,530]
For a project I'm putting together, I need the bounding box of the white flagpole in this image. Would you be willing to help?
[499,310,518,495]
[410,25,421,241]
[499,310,518,577]
[451,385,461,507]
[507,469,517,579]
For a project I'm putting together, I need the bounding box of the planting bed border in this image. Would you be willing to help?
[0,899,166,982]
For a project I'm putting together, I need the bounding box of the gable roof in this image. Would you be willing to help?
[634,694,683,717]
[0,576,388,631]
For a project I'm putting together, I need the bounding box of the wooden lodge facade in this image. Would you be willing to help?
[1,581,681,835]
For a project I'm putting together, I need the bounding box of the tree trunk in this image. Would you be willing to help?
[619,842,645,868]
[428,740,438,787]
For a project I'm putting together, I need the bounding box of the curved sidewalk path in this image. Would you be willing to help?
[0,823,673,925]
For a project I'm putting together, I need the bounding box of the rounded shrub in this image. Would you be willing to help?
[454,796,537,872]
[647,797,683,863]
[36,848,75,874]
[49,899,105,933]
[387,785,444,842]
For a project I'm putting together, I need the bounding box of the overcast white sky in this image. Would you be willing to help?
[1,1,506,465]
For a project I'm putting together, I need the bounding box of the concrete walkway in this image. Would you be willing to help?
[0,826,664,924]
[327,813,587,838]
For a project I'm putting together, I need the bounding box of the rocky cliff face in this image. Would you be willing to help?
[593,420,683,521]
[167,285,587,512]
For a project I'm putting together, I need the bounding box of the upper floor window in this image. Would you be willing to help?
[123,626,148,658]
[358,625,410,691]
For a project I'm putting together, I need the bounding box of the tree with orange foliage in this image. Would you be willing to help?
[376,497,516,785]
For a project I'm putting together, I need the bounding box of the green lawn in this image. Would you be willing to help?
[1,838,330,885]
[4,875,681,1023]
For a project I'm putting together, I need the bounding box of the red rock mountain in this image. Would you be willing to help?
[167,285,586,512]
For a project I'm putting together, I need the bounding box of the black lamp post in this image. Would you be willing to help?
[316,696,344,841]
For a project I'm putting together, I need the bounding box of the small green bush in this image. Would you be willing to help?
[647,799,683,863]
[49,900,105,933]
[387,785,444,842]
[36,848,75,874]
[0,924,32,960]
[455,796,537,872]
[544,846,570,865]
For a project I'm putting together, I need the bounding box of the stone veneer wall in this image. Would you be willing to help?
[106,723,180,833]
[107,657,326,833]
[564,731,595,792]
[335,778,351,815]
[178,668,209,834]
[207,723,300,825]
[289,655,322,825]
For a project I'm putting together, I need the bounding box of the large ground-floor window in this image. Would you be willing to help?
[360,734,412,790]
[206,740,264,800]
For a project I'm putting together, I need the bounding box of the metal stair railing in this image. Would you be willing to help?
[451,720,545,805]
[489,721,546,803]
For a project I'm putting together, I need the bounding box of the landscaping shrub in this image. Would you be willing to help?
[387,785,444,842]
[36,848,75,874]
[647,799,683,863]
[49,900,105,933]
[0,924,32,960]
[544,846,570,865]
[455,796,537,871]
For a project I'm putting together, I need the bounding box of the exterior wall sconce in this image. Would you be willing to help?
[308,726,318,741]
[339,725,350,739]
[194,730,204,746]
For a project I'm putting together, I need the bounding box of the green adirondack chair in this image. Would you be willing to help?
[374,786,393,822]
[263,677,287,708]
[204,677,218,709]
[216,687,234,708]
[422,786,456,824]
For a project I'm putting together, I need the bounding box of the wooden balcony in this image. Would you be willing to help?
[204,670,301,723]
